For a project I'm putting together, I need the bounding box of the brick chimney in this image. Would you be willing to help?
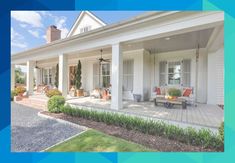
[46,25,61,43]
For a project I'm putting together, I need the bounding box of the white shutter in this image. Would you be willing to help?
[182,59,191,87]
[159,61,167,86]
[123,60,134,91]
[93,63,99,88]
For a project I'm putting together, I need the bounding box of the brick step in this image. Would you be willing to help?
[15,97,48,110]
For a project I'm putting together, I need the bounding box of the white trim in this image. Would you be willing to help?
[67,11,106,37]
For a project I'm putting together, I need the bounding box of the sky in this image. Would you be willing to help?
[11,11,145,54]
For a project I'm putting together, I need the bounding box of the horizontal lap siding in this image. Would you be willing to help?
[216,48,224,105]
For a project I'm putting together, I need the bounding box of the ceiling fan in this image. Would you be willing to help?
[98,49,110,63]
[97,49,110,88]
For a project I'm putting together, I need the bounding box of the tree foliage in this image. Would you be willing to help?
[75,60,82,89]
[15,67,25,84]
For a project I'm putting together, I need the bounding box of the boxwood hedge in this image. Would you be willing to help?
[61,105,223,150]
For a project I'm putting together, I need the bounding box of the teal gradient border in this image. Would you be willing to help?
[0,0,234,162]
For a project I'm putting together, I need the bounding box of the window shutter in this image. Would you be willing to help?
[93,63,99,88]
[123,60,134,91]
[182,59,191,87]
[159,61,167,86]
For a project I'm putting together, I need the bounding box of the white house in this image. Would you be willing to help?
[11,11,224,110]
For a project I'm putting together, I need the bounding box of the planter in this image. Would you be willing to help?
[14,96,23,101]
[76,89,84,97]
[133,94,141,102]
[69,91,76,97]
[69,87,76,97]
[168,96,178,100]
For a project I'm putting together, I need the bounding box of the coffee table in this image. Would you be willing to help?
[154,97,187,109]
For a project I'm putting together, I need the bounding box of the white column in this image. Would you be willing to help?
[111,43,123,110]
[35,68,41,86]
[11,64,15,91]
[26,61,34,95]
[58,54,68,97]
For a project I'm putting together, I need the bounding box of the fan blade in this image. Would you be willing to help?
[103,59,110,62]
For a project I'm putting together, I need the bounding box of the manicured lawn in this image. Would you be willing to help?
[46,129,153,152]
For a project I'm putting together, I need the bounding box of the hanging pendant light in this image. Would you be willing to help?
[35,61,39,69]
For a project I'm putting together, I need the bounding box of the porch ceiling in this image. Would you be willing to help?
[67,27,215,60]
[17,27,216,66]
[123,27,215,53]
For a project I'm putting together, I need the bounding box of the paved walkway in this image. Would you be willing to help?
[11,102,84,152]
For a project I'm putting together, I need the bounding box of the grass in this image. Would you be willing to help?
[47,129,153,152]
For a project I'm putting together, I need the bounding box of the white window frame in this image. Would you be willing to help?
[42,68,53,85]
[159,59,191,87]
[167,60,181,86]
[93,62,111,88]
[101,63,111,88]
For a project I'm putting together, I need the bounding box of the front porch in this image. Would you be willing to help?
[66,97,223,130]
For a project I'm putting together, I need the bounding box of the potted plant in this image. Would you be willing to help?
[167,88,181,99]
[133,94,141,102]
[75,60,83,97]
[15,86,26,97]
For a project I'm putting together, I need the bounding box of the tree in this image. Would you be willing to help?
[54,64,59,88]
[15,67,25,84]
[75,60,82,90]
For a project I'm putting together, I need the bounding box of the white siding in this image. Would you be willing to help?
[143,50,151,100]
[197,49,208,103]
[207,46,224,105]
[216,48,224,105]
[70,13,104,36]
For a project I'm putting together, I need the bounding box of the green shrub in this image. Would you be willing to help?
[46,89,62,98]
[219,122,224,141]
[11,90,17,101]
[168,88,181,97]
[60,105,223,151]
[14,86,26,95]
[47,95,65,113]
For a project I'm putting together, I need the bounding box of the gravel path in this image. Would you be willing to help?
[11,102,85,152]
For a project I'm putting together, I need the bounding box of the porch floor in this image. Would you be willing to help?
[66,97,224,130]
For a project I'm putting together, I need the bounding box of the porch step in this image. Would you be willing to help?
[15,97,48,110]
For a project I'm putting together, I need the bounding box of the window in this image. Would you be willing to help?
[93,63,111,88]
[168,61,181,85]
[159,60,191,86]
[42,68,52,85]
[123,60,134,91]
[80,26,91,33]
[101,63,110,88]
[69,66,76,87]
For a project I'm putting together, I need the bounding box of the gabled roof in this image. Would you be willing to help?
[67,11,106,37]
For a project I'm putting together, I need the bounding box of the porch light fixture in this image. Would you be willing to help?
[35,61,39,69]
[165,37,171,41]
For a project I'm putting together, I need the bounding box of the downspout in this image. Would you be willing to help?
[195,44,199,103]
